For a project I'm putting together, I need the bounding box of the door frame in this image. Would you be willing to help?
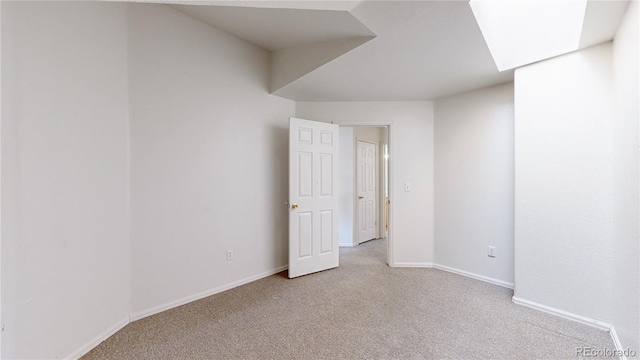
[380,141,389,239]
[337,122,395,267]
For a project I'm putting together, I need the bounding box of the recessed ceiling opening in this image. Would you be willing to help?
[470,0,588,71]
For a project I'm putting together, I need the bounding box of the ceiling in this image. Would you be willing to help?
[165,0,629,101]
[170,5,374,51]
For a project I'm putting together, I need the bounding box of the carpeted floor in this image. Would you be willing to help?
[83,239,615,359]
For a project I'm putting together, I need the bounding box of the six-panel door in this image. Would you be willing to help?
[357,140,377,243]
[289,118,339,278]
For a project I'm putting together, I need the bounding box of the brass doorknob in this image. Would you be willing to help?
[358,196,364,199]
[291,203,299,209]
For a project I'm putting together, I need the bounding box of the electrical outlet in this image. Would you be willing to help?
[487,246,496,258]
[226,250,233,261]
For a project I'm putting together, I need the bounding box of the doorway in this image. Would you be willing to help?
[338,125,390,257]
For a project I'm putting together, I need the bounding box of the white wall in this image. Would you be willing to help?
[1,3,3,357]
[1,2,130,358]
[296,101,434,265]
[434,83,514,285]
[338,127,355,246]
[514,43,613,323]
[128,4,295,316]
[354,126,385,144]
[611,0,639,353]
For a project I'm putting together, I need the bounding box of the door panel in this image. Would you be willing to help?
[297,212,313,258]
[357,140,377,243]
[289,118,339,278]
[298,152,313,197]
[320,210,333,254]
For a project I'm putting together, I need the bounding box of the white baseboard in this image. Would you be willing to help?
[512,296,611,331]
[130,265,288,321]
[67,265,289,359]
[609,326,629,360]
[389,262,514,290]
[66,316,129,360]
[339,243,357,247]
[433,263,514,289]
[393,262,434,267]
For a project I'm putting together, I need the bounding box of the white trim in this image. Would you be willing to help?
[387,123,395,267]
[130,265,288,321]
[393,262,434,268]
[68,265,289,358]
[511,296,611,331]
[388,262,515,290]
[66,317,129,360]
[609,326,628,360]
[379,141,387,241]
[433,263,514,289]
[336,122,394,127]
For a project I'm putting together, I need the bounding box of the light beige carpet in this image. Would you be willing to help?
[83,239,615,359]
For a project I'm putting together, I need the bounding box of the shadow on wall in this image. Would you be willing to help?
[268,124,289,266]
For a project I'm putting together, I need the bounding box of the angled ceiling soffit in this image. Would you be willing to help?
[168,2,377,94]
[269,35,376,93]
[156,0,359,12]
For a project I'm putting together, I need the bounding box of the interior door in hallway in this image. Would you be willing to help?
[289,117,339,278]
[357,140,377,243]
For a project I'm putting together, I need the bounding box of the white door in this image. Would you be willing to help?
[289,117,339,278]
[357,140,376,243]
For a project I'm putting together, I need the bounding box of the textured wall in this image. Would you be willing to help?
[128,4,295,316]
[514,43,613,323]
[611,1,640,353]
[1,3,130,358]
[434,83,514,284]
